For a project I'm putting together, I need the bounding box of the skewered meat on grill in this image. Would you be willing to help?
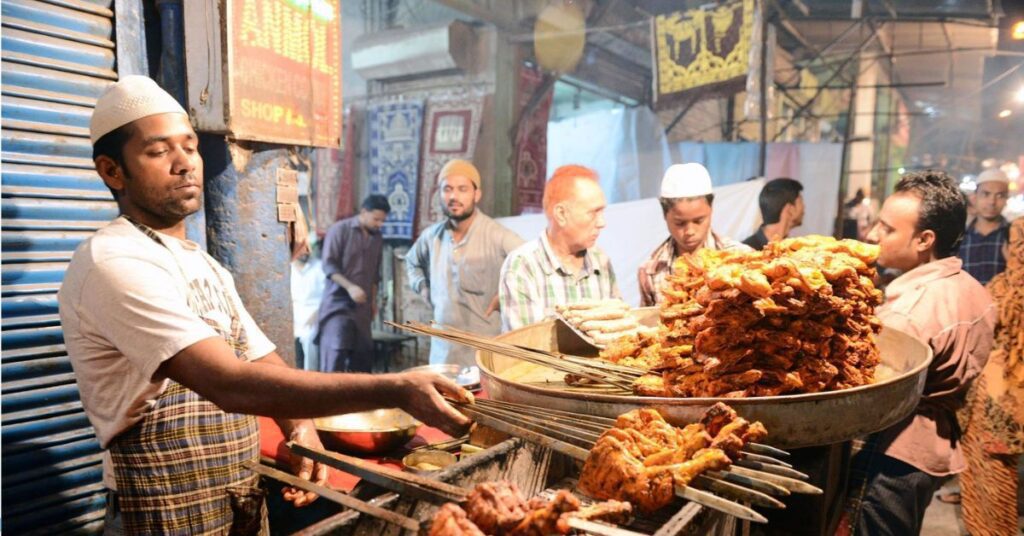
[511,490,580,536]
[464,481,530,534]
[430,503,487,536]
[578,404,767,513]
[428,481,634,536]
[603,235,883,398]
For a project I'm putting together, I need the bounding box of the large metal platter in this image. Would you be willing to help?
[477,311,932,448]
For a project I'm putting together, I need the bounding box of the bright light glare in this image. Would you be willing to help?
[1016,86,1024,103]
[897,167,906,174]
[998,109,1013,119]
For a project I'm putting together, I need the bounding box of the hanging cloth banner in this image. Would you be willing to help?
[514,65,553,215]
[367,100,424,239]
[415,93,486,235]
[652,0,754,104]
[313,147,343,234]
[337,106,359,221]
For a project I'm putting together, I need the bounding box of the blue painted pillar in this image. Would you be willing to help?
[202,138,296,365]
[155,0,207,248]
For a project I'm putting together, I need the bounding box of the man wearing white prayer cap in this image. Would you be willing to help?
[958,167,1012,284]
[637,163,751,306]
[58,76,472,533]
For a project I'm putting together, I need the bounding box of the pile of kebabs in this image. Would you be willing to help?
[578,403,765,513]
[601,235,884,397]
[429,481,631,536]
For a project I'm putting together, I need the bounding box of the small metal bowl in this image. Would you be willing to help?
[402,449,457,474]
[314,409,421,455]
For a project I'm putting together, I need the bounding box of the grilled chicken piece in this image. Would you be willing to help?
[463,481,528,534]
[430,503,486,536]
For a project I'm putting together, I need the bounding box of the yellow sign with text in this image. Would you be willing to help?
[229,0,341,147]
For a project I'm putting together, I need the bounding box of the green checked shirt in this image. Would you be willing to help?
[499,231,620,332]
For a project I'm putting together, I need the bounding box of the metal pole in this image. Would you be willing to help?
[759,0,769,176]
[835,82,859,238]
[155,0,206,249]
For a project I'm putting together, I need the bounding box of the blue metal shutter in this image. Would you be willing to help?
[2,0,120,533]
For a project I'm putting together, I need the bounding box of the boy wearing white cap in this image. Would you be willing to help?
[959,168,1013,285]
[405,159,523,367]
[57,76,471,534]
[638,163,751,306]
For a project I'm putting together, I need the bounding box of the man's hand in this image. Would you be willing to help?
[280,420,330,507]
[346,283,368,304]
[418,286,432,307]
[484,295,500,317]
[394,371,473,437]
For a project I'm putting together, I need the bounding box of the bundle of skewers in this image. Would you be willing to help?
[254,436,647,536]
[450,398,820,524]
[394,321,646,392]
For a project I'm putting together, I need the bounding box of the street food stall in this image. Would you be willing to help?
[252,236,932,535]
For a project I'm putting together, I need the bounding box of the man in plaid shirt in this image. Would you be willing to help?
[959,169,1012,285]
[499,165,620,332]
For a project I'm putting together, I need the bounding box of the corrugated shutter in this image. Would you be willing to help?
[2,0,120,533]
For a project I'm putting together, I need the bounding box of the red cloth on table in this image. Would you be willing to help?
[259,417,451,491]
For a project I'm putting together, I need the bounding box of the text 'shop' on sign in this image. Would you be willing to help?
[231,0,342,147]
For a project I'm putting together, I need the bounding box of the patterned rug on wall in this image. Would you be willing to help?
[514,65,553,214]
[415,92,485,235]
[313,147,343,235]
[367,100,425,240]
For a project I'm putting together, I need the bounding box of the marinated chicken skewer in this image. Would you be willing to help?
[470,398,791,467]
[429,481,635,536]
[450,400,820,523]
[286,442,641,536]
[465,400,805,483]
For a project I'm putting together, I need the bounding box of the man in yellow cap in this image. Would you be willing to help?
[406,159,524,367]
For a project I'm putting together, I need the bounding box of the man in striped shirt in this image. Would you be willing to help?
[499,165,620,331]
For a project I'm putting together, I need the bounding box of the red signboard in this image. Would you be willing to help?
[229,0,342,147]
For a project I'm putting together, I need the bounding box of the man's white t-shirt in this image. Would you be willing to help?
[58,217,275,484]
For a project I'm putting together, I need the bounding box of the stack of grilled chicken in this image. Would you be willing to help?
[603,235,883,397]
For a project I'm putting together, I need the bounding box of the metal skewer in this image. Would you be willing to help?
[690,475,786,509]
[734,458,809,480]
[286,442,469,503]
[726,466,823,495]
[392,322,639,390]
[740,450,793,468]
[245,462,421,532]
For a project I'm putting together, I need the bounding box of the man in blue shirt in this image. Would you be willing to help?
[959,169,1012,285]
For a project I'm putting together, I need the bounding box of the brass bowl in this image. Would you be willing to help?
[402,449,457,474]
[314,409,421,455]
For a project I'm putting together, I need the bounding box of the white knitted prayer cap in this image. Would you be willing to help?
[660,163,713,198]
[89,75,187,144]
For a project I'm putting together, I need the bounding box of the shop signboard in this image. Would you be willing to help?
[185,0,342,147]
